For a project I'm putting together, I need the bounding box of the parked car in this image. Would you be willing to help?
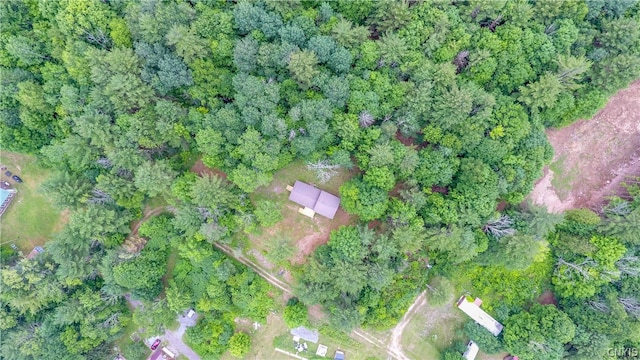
[150,339,161,350]
[4,171,11,177]
[11,175,22,183]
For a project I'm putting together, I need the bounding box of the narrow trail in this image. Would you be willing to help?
[129,206,168,236]
[213,243,293,294]
[388,291,427,360]
[215,243,411,359]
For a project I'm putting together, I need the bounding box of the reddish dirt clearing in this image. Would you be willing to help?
[537,290,558,306]
[292,206,353,264]
[530,80,640,213]
[190,158,228,179]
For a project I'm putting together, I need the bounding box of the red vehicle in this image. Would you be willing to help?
[150,339,161,350]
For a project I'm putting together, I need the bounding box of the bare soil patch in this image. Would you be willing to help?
[129,206,167,236]
[537,290,558,306]
[292,207,353,264]
[190,158,227,179]
[530,80,640,213]
[395,131,426,150]
[389,291,426,360]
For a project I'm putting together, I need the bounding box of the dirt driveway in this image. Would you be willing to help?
[530,80,640,213]
[163,313,200,360]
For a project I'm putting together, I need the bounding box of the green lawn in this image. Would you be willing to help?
[0,152,64,253]
[401,299,466,360]
[145,195,169,209]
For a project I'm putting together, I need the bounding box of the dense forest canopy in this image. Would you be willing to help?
[1,0,640,359]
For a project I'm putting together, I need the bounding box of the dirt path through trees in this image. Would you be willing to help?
[129,206,169,236]
[530,80,640,212]
[131,207,419,360]
[213,243,293,294]
[388,291,427,360]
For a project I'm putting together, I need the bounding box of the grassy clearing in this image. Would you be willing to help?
[113,317,151,359]
[243,160,357,270]
[400,293,508,360]
[145,195,169,209]
[0,151,63,253]
[221,313,290,360]
[159,248,179,299]
[548,155,579,201]
[400,299,466,360]
[274,328,382,360]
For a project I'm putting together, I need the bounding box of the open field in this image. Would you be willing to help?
[400,298,465,360]
[0,151,64,253]
[530,79,640,213]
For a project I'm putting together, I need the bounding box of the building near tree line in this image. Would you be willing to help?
[287,180,341,219]
[456,295,504,336]
[463,341,479,360]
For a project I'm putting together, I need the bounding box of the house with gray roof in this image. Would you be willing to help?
[288,181,340,219]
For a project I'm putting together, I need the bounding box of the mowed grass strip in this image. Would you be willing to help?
[400,299,463,360]
[0,151,63,253]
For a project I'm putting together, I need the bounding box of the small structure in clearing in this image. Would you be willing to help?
[456,295,503,336]
[463,341,480,360]
[290,326,319,343]
[287,181,340,219]
[316,344,328,357]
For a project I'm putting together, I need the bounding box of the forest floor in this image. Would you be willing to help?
[530,79,640,213]
[0,151,65,253]
[190,158,228,179]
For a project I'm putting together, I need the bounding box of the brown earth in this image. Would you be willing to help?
[122,206,168,253]
[190,158,227,179]
[388,291,426,360]
[530,80,640,213]
[537,290,558,306]
[292,206,353,264]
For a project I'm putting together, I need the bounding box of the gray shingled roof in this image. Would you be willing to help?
[314,191,340,219]
[288,181,341,219]
[291,326,319,343]
[289,181,321,209]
